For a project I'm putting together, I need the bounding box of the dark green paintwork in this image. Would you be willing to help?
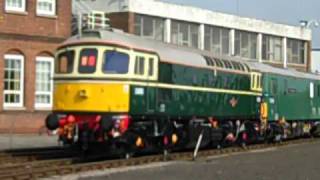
[129,62,259,120]
[263,73,320,121]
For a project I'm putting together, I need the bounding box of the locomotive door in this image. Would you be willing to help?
[268,78,279,121]
[146,55,158,113]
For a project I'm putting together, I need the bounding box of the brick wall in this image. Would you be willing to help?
[0,0,71,38]
[107,12,135,33]
[0,0,71,134]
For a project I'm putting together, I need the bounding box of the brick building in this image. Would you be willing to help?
[0,0,71,133]
[75,0,312,72]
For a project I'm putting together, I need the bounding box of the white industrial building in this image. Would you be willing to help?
[73,0,312,72]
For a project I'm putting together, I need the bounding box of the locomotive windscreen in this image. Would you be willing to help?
[102,51,129,74]
[78,48,98,73]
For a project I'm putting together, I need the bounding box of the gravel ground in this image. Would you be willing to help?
[54,140,320,180]
[0,134,59,150]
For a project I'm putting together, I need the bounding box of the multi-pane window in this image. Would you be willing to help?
[235,30,258,59]
[134,14,165,41]
[37,0,56,16]
[35,57,54,108]
[171,20,199,49]
[204,26,230,55]
[262,35,283,62]
[5,0,26,12]
[4,54,24,108]
[287,39,307,64]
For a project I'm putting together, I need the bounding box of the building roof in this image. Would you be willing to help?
[73,0,312,41]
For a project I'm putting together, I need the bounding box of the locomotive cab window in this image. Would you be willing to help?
[102,51,129,74]
[148,58,155,76]
[135,56,145,75]
[133,51,158,80]
[56,50,75,74]
[79,49,98,73]
[250,72,262,92]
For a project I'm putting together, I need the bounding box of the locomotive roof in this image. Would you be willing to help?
[247,62,320,80]
[60,30,320,81]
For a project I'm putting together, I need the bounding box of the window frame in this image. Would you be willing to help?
[5,0,26,12]
[3,54,24,108]
[55,50,75,74]
[262,35,283,62]
[287,38,307,65]
[171,20,200,48]
[78,48,98,74]
[132,51,158,80]
[134,14,165,41]
[35,56,54,109]
[235,30,258,60]
[204,25,230,55]
[134,56,145,75]
[36,0,56,16]
[102,50,130,75]
[250,72,262,92]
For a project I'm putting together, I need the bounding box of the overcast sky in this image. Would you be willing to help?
[165,0,320,48]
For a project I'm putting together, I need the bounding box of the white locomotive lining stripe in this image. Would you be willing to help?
[55,80,262,96]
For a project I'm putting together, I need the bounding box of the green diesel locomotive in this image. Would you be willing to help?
[46,29,320,154]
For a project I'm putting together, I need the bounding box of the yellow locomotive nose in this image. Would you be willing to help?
[53,83,130,113]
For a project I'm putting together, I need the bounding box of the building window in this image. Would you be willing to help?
[134,14,165,41]
[37,0,56,16]
[262,35,283,62]
[287,39,306,64]
[171,20,199,48]
[5,0,26,12]
[204,26,230,55]
[235,30,258,59]
[4,54,24,108]
[35,57,54,108]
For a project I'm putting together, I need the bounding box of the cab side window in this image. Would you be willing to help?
[135,56,145,75]
[56,50,75,74]
[148,58,154,76]
[250,73,262,91]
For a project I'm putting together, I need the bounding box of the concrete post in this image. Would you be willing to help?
[283,37,287,68]
[258,33,263,62]
[199,24,205,50]
[230,29,235,56]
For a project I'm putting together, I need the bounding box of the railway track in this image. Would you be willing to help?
[0,138,318,180]
[0,146,76,165]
